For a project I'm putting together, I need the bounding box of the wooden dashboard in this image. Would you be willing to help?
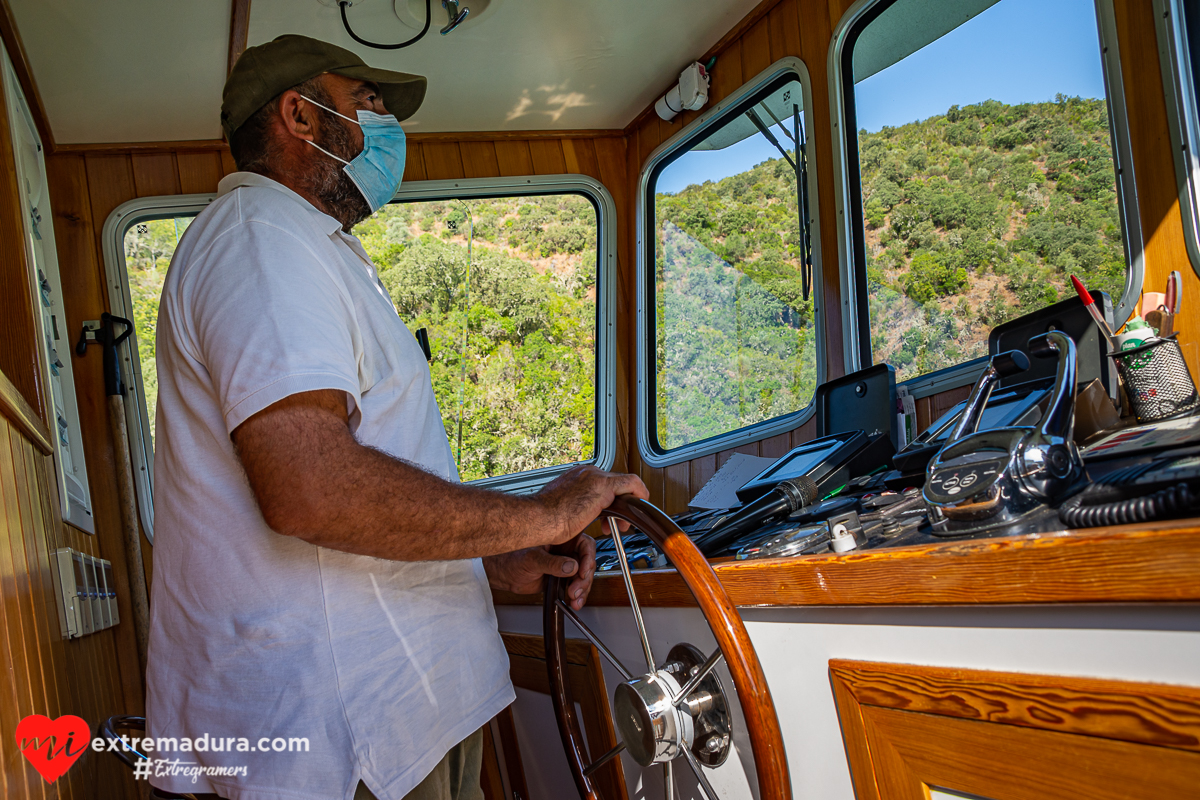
[493,518,1200,608]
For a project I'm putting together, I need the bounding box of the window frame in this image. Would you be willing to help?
[636,57,826,468]
[828,0,1145,399]
[1154,0,1200,282]
[102,174,617,542]
[103,193,213,542]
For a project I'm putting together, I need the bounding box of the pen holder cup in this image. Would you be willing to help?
[1109,334,1200,422]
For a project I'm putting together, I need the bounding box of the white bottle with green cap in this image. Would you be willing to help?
[1114,315,1157,352]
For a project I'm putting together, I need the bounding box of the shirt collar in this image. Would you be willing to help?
[217,171,344,237]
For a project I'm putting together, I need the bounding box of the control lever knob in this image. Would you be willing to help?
[1028,334,1062,360]
[991,349,1030,378]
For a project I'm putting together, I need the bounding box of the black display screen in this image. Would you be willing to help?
[736,430,867,503]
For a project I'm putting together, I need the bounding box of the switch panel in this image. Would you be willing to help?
[52,549,117,638]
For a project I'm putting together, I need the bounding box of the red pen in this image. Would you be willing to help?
[1070,275,1117,346]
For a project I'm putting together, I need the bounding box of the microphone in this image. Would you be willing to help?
[700,476,820,551]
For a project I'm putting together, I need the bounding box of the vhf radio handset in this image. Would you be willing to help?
[923,331,1084,537]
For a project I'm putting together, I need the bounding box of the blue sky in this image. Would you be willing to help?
[657,0,1107,195]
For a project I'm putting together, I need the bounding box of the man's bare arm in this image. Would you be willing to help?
[231,389,646,562]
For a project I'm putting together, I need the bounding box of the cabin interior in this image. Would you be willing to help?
[2,0,1200,797]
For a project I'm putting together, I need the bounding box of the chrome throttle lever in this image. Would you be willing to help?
[924,331,1084,537]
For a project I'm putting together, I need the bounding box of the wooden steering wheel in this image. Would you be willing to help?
[543,496,792,800]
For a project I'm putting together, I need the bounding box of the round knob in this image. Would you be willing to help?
[1046,445,1073,479]
[991,349,1031,378]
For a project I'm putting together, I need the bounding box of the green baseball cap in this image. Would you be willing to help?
[222,34,427,138]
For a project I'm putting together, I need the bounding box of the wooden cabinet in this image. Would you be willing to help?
[830,660,1200,799]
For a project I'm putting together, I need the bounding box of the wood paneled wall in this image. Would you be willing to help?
[0,84,151,800]
[0,412,138,798]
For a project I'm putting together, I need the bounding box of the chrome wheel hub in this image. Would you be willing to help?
[613,643,732,769]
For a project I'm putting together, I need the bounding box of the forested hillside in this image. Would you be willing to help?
[650,94,1123,445]
[860,95,1125,378]
[654,156,816,450]
[361,196,597,481]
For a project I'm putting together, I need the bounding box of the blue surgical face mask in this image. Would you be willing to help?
[302,96,407,213]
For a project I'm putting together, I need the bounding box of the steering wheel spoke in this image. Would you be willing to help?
[607,516,656,671]
[682,742,719,800]
[583,742,626,778]
[672,647,724,706]
[556,598,634,681]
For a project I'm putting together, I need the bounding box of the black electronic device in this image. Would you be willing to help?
[699,476,819,550]
[816,363,898,448]
[989,288,1116,398]
[891,385,1048,476]
[735,430,871,504]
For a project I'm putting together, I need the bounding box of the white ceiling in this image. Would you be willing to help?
[9,0,229,143]
[8,0,763,145]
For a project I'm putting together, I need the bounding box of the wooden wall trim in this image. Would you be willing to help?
[49,130,627,159]
[0,45,44,425]
[0,367,51,454]
[54,139,230,156]
[228,0,252,78]
[494,519,1200,608]
[411,129,625,143]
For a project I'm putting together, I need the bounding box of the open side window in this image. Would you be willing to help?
[637,58,824,467]
[832,0,1142,396]
[102,175,617,541]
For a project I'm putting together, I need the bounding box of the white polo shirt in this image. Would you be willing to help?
[146,172,513,800]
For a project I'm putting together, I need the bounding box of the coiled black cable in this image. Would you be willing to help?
[1059,483,1195,528]
[339,0,431,50]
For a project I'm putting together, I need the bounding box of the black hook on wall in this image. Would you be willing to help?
[75,312,133,396]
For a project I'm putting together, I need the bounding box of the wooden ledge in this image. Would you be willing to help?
[493,519,1200,608]
[0,367,51,454]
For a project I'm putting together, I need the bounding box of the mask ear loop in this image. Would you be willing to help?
[300,95,359,166]
[306,139,350,166]
[301,95,361,127]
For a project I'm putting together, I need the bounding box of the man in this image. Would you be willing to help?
[145,34,647,800]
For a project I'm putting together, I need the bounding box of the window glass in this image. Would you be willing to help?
[123,217,192,446]
[358,196,597,481]
[122,193,598,483]
[649,76,816,453]
[849,0,1127,381]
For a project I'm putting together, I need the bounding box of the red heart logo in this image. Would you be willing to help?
[15,714,90,783]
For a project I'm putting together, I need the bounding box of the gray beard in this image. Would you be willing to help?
[308,114,372,231]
